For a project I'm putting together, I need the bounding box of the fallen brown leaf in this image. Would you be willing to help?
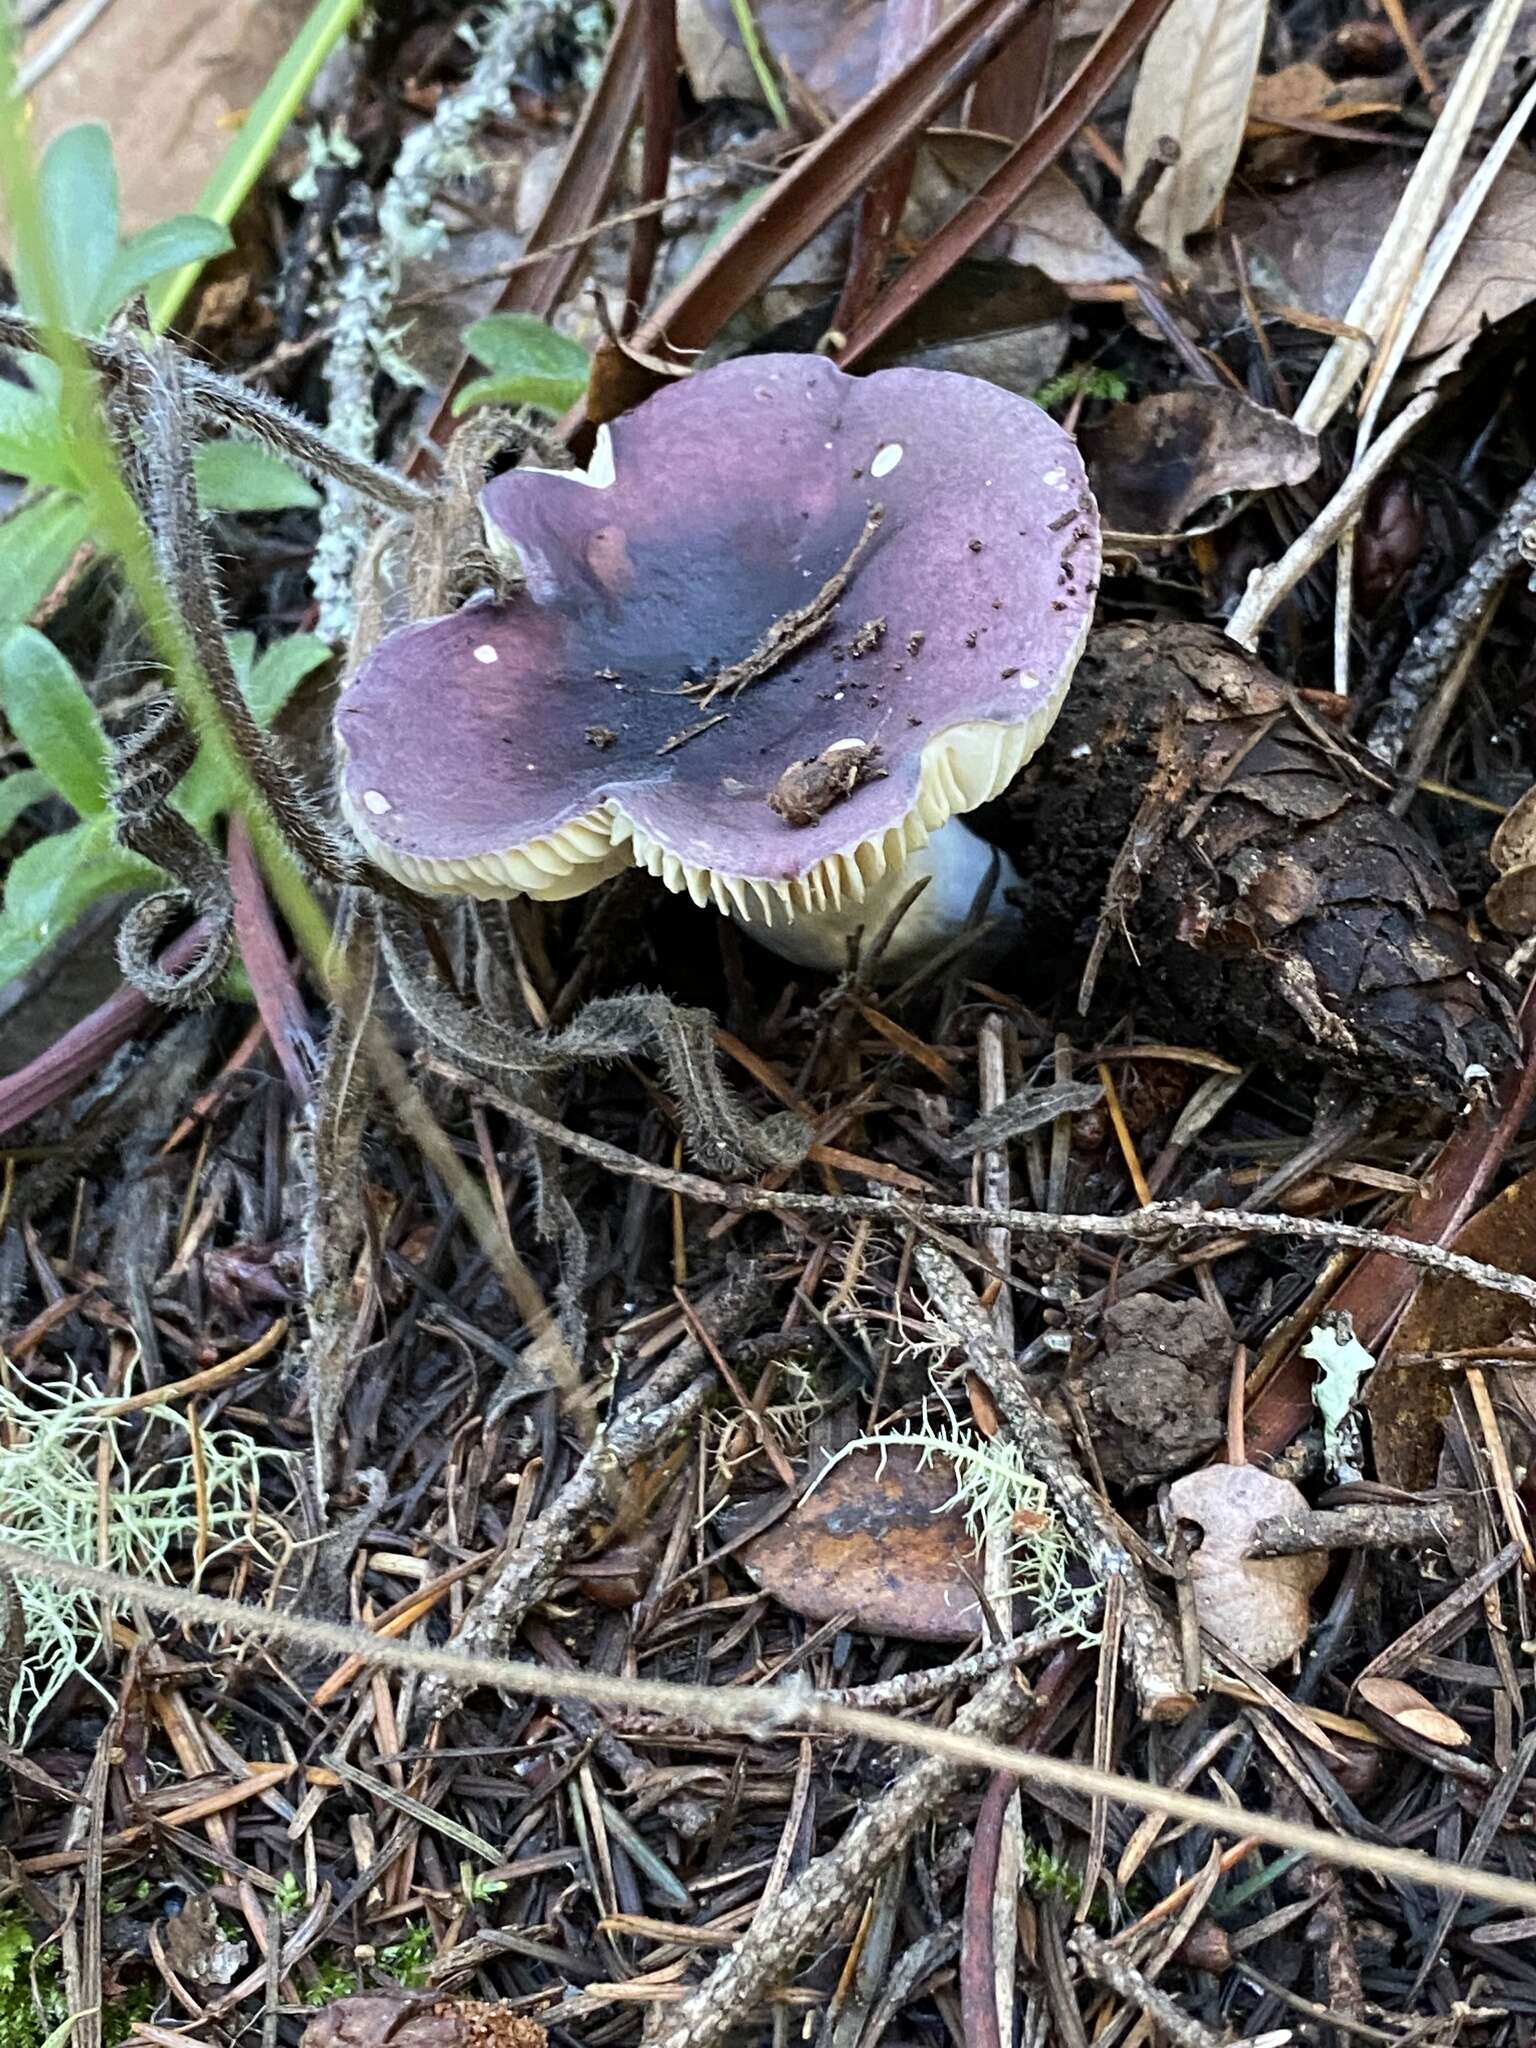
[1245,61,1397,135]
[916,138,1141,286]
[1122,0,1267,269]
[1368,1165,1536,1491]
[740,1447,985,1642]
[25,0,311,234]
[1081,387,1319,536]
[1486,779,1536,936]
[678,0,885,116]
[1218,161,1536,372]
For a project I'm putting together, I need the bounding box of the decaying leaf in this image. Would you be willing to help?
[678,0,1115,116]
[914,141,1141,288]
[1218,161,1536,374]
[1486,783,1536,937]
[993,622,1518,1100]
[1245,61,1397,134]
[739,1446,984,1642]
[1368,1165,1536,1492]
[1300,1312,1375,1481]
[302,1996,546,2048]
[159,1892,247,1988]
[1081,387,1318,537]
[1355,1676,1471,1750]
[1168,1463,1327,1672]
[1122,0,1269,270]
[678,0,885,115]
[25,0,311,234]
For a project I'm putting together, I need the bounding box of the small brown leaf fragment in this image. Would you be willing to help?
[1492,784,1536,876]
[769,740,887,827]
[1487,785,1536,936]
[1355,1677,1470,1749]
[1486,865,1536,939]
[1168,1463,1326,1671]
[585,725,618,749]
[160,1892,246,1987]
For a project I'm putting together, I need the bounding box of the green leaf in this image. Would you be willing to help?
[195,438,320,513]
[0,626,111,815]
[1,815,153,963]
[16,125,120,332]
[0,1917,32,1990]
[97,215,233,328]
[0,375,81,491]
[146,0,371,332]
[453,316,589,418]
[243,634,330,726]
[0,768,53,835]
[0,495,90,625]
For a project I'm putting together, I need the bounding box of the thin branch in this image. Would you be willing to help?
[918,1244,1191,1722]
[6,1543,1536,1915]
[1224,393,1435,651]
[424,1066,1536,1314]
[647,1669,1033,2048]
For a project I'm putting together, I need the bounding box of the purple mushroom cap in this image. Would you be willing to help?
[337,353,1099,922]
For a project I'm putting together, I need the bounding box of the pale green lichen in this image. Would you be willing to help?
[0,1373,286,1741]
[315,1,610,638]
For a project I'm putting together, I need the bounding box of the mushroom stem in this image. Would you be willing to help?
[727,817,1022,975]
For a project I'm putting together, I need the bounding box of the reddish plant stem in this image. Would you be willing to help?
[622,0,1046,369]
[622,0,678,335]
[960,1771,1013,2048]
[0,919,218,1137]
[839,0,1174,367]
[226,817,317,1106]
[1244,974,1536,1459]
[412,0,648,465]
[968,0,1057,136]
[830,0,940,342]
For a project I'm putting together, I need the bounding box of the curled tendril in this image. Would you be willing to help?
[378,900,811,1176]
[109,698,234,1006]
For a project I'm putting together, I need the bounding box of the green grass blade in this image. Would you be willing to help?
[146,0,368,333]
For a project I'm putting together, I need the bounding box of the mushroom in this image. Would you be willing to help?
[337,354,1099,973]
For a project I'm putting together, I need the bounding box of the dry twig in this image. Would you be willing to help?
[425,1070,1536,1313]
[9,1548,1536,1916]
[917,1244,1192,1721]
